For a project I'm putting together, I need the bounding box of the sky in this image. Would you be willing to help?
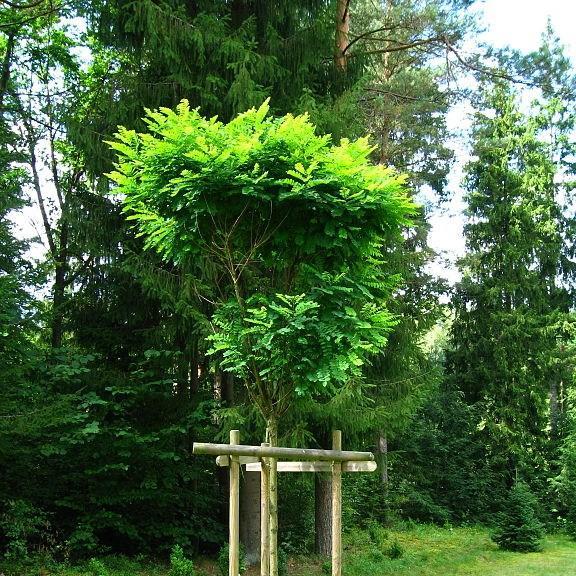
[428,0,576,283]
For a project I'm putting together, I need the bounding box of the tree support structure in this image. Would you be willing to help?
[193,430,375,576]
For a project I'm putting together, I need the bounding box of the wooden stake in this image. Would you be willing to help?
[268,423,279,576]
[230,430,240,576]
[331,430,342,576]
[260,442,270,576]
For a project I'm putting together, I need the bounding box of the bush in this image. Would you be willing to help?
[0,500,51,560]
[217,543,247,576]
[170,544,195,576]
[491,481,544,552]
[87,558,109,576]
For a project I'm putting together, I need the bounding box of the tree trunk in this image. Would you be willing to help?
[51,217,69,349]
[550,379,559,439]
[376,432,389,522]
[0,32,15,113]
[315,473,332,556]
[240,471,261,565]
[334,0,350,71]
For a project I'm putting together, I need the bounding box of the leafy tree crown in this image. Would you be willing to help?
[108,101,415,415]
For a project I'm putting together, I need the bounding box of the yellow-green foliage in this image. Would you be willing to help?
[108,101,416,412]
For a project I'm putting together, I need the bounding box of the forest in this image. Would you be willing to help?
[1,1,576,575]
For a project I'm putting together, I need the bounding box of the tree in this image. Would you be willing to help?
[109,100,415,573]
[491,481,544,552]
[448,81,573,494]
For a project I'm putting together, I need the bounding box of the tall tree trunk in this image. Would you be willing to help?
[376,432,389,521]
[240,470,261,565]
[315,429,332,556]
[315,473,332,556]
[334,0,350,71]
[51,219,69,349]
[0,31,15,113]
[550,379,559,439]
[51,257,67,348]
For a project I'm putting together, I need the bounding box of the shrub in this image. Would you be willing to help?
[87,558,109,576]
[170,544,196,576]
[491,481,544,552]
[0,500,51,560]
[217,543,247,576]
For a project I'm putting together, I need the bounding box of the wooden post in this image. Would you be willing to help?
[260,442,270,576]
[331,430,342,576]
[230,430,240,576]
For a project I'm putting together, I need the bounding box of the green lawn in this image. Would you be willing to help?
[290,525,576,576]
[2,525,576,576]
[339,524,576,576]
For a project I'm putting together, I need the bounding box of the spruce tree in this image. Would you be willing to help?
[448,82,572,492]
[492,481,544,552]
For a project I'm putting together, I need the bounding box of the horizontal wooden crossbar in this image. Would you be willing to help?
[215,455,376,472]
[247,461,377,473]
[193,442,374,462]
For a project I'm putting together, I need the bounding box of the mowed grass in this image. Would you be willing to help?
[2,525,576,576]
[290,524,576,576]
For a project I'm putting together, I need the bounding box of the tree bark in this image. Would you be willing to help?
[240,470,261,565]
[0,31,15,113]
[315,473,332,556]
[315,429,332,556]
[376,432,389,521]
[550,379,559,439]
[334,0,350,71]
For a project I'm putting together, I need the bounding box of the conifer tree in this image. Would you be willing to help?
[448,81,573,491]
[492,481,544,552]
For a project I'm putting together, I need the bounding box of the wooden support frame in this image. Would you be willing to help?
[193,431,375,576]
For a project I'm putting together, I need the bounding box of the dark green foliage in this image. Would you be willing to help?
[278,475,314,553]
[0,349,224,558]
[387,383,502,524]
[492,482,544,552]
[0,500,51,561]
[448,80,574,500]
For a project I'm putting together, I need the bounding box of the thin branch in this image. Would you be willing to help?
[441,35,537,88]
[0,0,46,8]
[348,35,445,57]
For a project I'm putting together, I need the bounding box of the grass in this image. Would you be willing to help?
[1,525,576,576]
[289,524,576,576]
